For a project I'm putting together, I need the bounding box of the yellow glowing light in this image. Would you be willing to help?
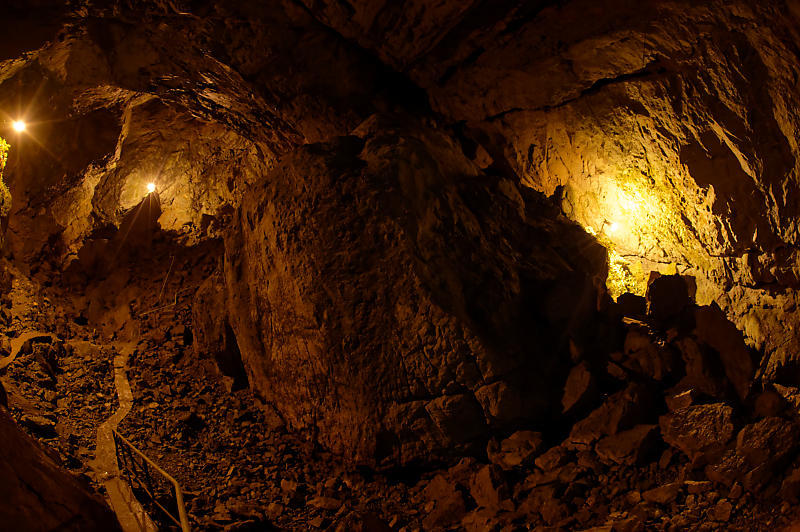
[146,182,156,193]
[12,120,26,132]
[607,221,619,233]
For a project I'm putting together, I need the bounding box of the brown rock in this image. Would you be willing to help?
[595,424,659,465]
[709,499,733,522]
[562,361,597,414]
[642,482,682,504]
[535,445,570,472]
[487,430,543,469]
[674,337,727,399]
[705,450,748,487]
[223,124,605,464]
[659,403,735,460]
[0,408,120,530]
[773,384,800,411]
[309,496,342,511]
[623,328,677,381]
[474,381,524,424]
[735,416,800,466]
[685,480,713,494]
[754,390,786,417]
[664,387,698,412]
[334,512,392,532]
[647,274,689,321]
[569,383,652,445]
[616,293,647,317]
[425,394,487,444]
[192,274,249,390]
[779,466,800,501]
[421,474,467,529]
[460,507,505,532]
[468,464,509,510]
[692,304,755,401]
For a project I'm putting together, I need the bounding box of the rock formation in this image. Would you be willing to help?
[2,0,800,529]
[214,117,606,464]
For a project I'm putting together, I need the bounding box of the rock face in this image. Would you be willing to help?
[0,407,120,531]
[291,0,800,378]
[0,1,799,392]
[221,118,606,464]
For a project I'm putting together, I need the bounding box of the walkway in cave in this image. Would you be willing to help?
[93,341,157,532]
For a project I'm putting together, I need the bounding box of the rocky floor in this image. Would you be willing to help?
[5,241,800,531]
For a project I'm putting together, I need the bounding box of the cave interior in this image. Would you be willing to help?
[2,1,800,531]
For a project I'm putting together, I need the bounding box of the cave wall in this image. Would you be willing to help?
[296,0,800,377]
[0,0,800,460]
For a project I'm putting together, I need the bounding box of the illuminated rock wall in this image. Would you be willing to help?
[222,119,607,465]
[1,0,800,436]
[300,0,800,376]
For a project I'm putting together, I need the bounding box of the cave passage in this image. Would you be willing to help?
[1,1,800,531]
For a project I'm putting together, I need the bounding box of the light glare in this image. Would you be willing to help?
[608,221,619,233]
[12,120,25,132]
[146,182,156,193]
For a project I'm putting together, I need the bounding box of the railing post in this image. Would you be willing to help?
[112,428,191,531]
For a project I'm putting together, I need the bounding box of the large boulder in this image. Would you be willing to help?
[0,407,120,530]
[659,403,735,461]
[223,117,607,465]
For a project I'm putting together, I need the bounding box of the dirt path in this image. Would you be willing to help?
[91,342,158,532]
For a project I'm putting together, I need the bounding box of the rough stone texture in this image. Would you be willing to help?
[222,119,606,464]
[487,430,543,470]
[4,1,800,529]
[562,361,597,414]
[569,382,651,446]
[192,272,249,390]
[0,0,799,381]
[660,403,735,461]
[296,0,800,377]
[735,416,799,467]
[595,424,659,465]
[0,407,120,531]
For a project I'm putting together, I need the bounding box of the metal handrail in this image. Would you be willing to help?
[112,428,191,531]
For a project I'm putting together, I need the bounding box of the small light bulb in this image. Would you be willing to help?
[12,120,26,132]
[146,183,156,193]
[608,221,619,233]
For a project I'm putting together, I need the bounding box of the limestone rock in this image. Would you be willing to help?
[659,403,735,460]
[0,408,120,530]
[487,430,543,469]
[223,121,606,464]
[642,482,681,505]
[562,361,598,414]
[692,304,755,401]
[595,424,659,465]
[468,464,510,510]
[569,383,652,445]
[735,416,799,467]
